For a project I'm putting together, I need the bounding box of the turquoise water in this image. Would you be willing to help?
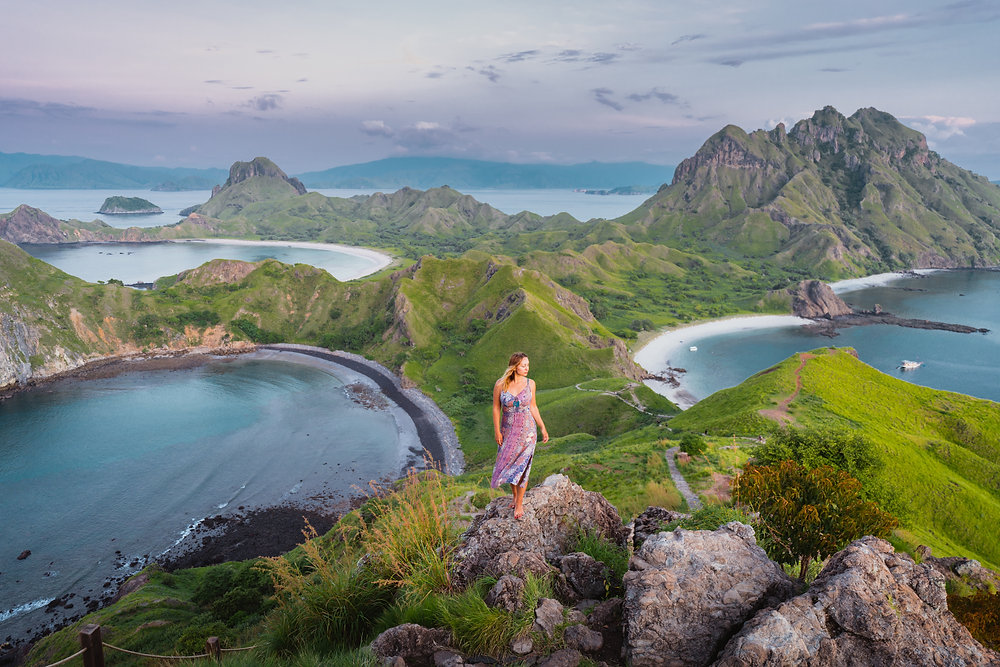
[660,270,1000,405]
[19,240,380,284]
[0,354,416,643]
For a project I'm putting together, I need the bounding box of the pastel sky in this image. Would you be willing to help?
[3,0,999,177]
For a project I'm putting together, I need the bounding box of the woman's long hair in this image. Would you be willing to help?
[497,352,528,392]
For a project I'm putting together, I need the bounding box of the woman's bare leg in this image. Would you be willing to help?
[512,483,526,518]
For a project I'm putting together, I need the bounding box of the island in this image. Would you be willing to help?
[97,196,163,215]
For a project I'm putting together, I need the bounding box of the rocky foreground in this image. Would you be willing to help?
[371,475,998,666]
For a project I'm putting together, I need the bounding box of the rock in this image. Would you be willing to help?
[370,624,453,667]
[453,474,627,586]
[484,575,525,613]
[559,552,609,600]
[537,648,582,667]
[16,550,30,561]
[385,658,406,667]
[632,506,688,550]
[511,636,533,655]
[533,598,565,639]
[714,537,999,666]
[564,624,603,653]
[485,549,556,581]
[916,544,1000,593]
[433,650,464,666]
[586,598,624,661]
[791,280,853,319]
[623,522,797,666]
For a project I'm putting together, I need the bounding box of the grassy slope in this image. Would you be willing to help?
[672,347,1000,569]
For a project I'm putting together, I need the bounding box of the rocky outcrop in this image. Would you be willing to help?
[224,157,307,194]
[790,279,853,318]
[0,205,107,243]
[191,157,307,219]
[916,545,1000,594]
[97,196,162,215]
[624,522,798,666]
[452,474,628,586]
[715,536,998,666]
[370,624,453,667]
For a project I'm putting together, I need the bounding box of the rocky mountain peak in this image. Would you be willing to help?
[224,157,306,194]
[671,124,767,185]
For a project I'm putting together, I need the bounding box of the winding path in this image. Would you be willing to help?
[757,352,817,426]
[665,446,702,511]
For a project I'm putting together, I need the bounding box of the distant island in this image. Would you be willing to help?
[97,196,162,214]
[575,185,656,195]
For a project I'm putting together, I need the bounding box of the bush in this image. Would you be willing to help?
[948,591,1000,650]
[679,432,707,456]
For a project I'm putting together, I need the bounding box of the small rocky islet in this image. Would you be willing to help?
[97,195,162,215]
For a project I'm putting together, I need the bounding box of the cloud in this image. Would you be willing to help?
[671,34,706,46]
[907,115,976,143]
[467,65,501,83]
[591,88,623,111]
[360,120,394,137]
[555,50,620,65]
[245,94,283,111]
[627,88,681,105]
[204,80,225,85]
[498,50,540,63]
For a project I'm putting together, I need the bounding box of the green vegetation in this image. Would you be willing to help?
[733,461,898,580]
[98,195,161,213]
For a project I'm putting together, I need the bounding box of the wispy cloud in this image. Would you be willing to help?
[360,119,394,137]
[627,88,681,105]
[245,94,283,111]
[468,65,501,83]
[671,34,706,46]
[498,49,540,63]
[592,88,623,111]
[906,115,976,143]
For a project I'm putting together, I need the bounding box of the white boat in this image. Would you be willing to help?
[900,360,922,370]
[689,346,698,351]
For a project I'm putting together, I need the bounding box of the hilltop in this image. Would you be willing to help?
[671,346,1000,570]
[619,106,1000,278]
[0,151,226,190]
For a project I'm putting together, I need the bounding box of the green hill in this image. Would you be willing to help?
[0,151,225,189]
[671,347,1000,569]
[619,106,1000,279]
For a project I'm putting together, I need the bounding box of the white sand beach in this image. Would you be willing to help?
[633,315,813,409]
[178,238,394,280]
[829,269,941,294]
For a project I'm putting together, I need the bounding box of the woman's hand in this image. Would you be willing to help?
[541,429,549,443]
[495,430,503,447]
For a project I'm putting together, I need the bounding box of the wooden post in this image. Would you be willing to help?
[79,624,105,667]
[206,636,221,662]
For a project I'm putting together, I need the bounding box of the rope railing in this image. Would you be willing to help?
[39,624,258,666]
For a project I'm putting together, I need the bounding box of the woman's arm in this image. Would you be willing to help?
[529,379,549,443]
[493,381,504,446]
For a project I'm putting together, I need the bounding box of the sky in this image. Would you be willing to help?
[2,0,999,177]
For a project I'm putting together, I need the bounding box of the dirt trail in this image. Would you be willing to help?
[757,352,818,425]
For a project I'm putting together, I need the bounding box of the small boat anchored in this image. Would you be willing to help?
[689,346,698,352]
[900,360,922,370]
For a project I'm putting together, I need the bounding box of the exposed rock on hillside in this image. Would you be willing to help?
[452,474,628,586]
[0,204,111,243]
[189,157,308,219]
[790,279,853,318]
[624,523,798,666]
[716,537,997,666]
[623,106,1000,278]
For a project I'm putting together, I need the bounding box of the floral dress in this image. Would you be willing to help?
[491,381,537,489]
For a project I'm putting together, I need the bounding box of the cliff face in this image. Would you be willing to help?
[193,157,307,219]
[625,106,1000,279]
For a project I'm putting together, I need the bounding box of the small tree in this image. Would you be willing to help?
[732,460,898,580]
[679,432,707,456]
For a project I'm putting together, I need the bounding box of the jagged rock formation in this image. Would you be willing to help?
[0,205,112,243]
[373,478,997,666]
[622,106,1000,278]
[186,157,307,219]
[916,545,1000,594]
[790,279,853,318]
[624,523,798,666]
[716,537,997,666]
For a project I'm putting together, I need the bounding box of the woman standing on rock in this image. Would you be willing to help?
[491,352,549,518]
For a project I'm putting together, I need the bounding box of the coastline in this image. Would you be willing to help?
[633,315,813,409]
[176,238,394,280]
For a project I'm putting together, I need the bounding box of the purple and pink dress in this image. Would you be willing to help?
[491,381,537,489]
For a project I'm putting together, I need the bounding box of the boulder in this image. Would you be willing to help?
[714,537,1000,666]
[916,544,1000,593]
[484,549,556,580]
[791,279,853,319]
[452,475,627,586]
[623,522,797,666]
[537,648,583,667]
[370,624,452,667]
[484,575,525,613]
[533,597,565,639]
[559,552,610,600]
[564,624,604,653]
[632,506,688,550]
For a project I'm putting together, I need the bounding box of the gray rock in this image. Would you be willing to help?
[371,624,452,667]
[560,552,609,600]
[714,537,1000,666]
[918,544,1000,594]
[484,574,525,613]
[623,522,797,666]
[511,635,533,655]
[537,648,583,667]
[632,506,688,550]
[486,549,555,580]
[384,658,406,667]
[564,624,603,653]
[453,475,627,586]
[533,597,564,639]
[433,650,464,667]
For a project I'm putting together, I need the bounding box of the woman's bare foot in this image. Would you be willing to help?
[513,505,524,519]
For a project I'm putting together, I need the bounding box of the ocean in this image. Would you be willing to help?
[638,270,1000,406]
[0,351,421,645]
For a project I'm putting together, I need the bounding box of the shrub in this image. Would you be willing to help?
[733,461,898,580]
[679,432,707,456]
[668,504,754,532]
[948,591,1000,650]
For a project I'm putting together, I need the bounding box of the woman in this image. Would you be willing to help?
[491,352,549,518]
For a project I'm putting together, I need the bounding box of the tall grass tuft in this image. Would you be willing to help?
[569,529,630,597]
